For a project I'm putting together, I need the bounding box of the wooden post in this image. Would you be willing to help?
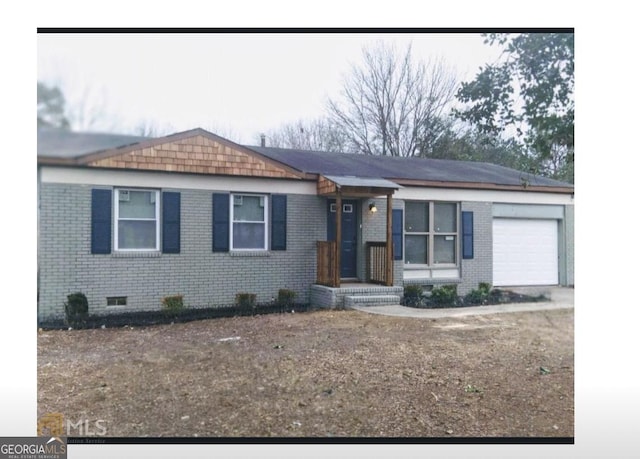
[386,192,393,286]
[335,192,342,287]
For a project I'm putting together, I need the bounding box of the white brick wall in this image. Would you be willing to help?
[38,182,574,319]
[459,201,494,294]
[38,183,325,319]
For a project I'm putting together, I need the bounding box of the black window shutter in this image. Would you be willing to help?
[392,208,403,261]
[212,193,230,252]
[462,211,474,260]
[271,194,287,251]
[162,192,180,253]
[91,189,112,254]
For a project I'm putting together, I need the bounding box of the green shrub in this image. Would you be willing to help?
[430,284,458,306]
[235,292,256,310]
[403,284,424,306]
[277,289,296,307]
[65,292,89,323]
[464,289,486,305]
[162,295,184,313]
[464,282,493,305]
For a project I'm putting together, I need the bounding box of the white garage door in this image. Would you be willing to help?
[493,218,558,286]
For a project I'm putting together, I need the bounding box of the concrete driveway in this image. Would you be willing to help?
[350,286,574,319]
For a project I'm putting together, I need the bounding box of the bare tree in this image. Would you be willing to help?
[328,42,458,157]
[130,119,178,137]
[260,117,351,152]
[64,82,122,132]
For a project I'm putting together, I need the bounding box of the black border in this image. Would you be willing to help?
[68,436,574,445]
[37,27,574,34]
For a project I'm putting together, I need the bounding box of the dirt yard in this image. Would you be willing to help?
[37,308,573,438]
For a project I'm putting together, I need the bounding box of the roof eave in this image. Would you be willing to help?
[38,156,79,166]
[392,178,574,194]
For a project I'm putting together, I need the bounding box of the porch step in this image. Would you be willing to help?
[344,295,401,308]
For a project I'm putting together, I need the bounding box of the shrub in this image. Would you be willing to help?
[430,284,458,307]
[464,282,493,305]
[65,292,89,323]
[162,295,184,314]
[277,289,296,307]
[488,288,506,303]
[464,289,486,305]
[235,292,257,311]
[403,284,424,307]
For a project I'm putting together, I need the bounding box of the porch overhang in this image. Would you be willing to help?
[317,175,402,197]
[316,174,399,288]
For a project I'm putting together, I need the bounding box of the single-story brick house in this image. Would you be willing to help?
[37,127,574,320]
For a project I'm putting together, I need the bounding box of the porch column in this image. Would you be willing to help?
[386,192,394,286]
[335,191,342,287]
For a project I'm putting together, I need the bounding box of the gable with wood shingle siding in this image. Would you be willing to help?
[86,135,301,179]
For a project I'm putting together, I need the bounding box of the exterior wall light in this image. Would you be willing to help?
[369,202,378,213]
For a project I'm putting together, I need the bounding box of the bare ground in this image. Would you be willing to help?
[37,308,574,438]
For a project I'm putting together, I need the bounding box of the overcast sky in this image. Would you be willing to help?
[37,32,502,144]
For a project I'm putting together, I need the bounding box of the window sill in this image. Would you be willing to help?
[113,251,162,258]
[404,278,462,285]
[229,251,271,257]
[404,264,459,270]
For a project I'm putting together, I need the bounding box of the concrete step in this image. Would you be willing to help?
[344,295,401,308]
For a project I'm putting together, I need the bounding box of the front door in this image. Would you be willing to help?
[327,200,358,279]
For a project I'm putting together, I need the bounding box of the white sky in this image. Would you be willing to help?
[37,32,502,143]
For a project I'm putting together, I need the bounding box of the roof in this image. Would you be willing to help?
[37,126,150,158]
[323,175,402,190]
[37,127,573,191]
[248,145,573,189]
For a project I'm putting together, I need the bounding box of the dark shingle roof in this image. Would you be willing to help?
[36,127,572,189]
[37,126,150,158]
[247,145,573,189]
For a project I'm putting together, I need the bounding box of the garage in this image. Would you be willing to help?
[492,218,559,286]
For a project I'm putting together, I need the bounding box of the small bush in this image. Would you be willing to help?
[430,284,458,307]
[403,284,424,307]
[162,295,184,313]
[277,289,296,307]
[464,289,486,305]
[489,288,507,303]
[235,293,257,311]
[65,292,89,323]
[464,282,493,305]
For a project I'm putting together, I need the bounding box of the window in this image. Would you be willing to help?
[107,296,127,306]
[115,189,160,251]
[329,203,354,213]
[231,194,268,250]
[404,201,458,266]
[405,202,429,264]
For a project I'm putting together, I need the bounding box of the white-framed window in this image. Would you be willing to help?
[404,201,458,266]
[329,203,354,213]
[231,193,268,250]
[114,188,160,251]
[107,296,127,306]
